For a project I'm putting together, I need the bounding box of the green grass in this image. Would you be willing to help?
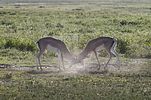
[0,2,151,61]
[0,1,151,100]
[0,70,150,100]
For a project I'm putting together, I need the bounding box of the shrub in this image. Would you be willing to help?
[0,37,36,52]
[117,39,129,54]
[119,20,140,26]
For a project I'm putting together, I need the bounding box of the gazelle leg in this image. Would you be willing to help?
[105,52,112,70]
[37,50,44,70]
[110,41,120,69]
[81,60,85,67]
[57,50,61,71]
[93,50,101,70]
[36,54,41,70]
[111,49,120,69]
[60,52,65,70]
[57,50,64,71]
[36,43,47,71]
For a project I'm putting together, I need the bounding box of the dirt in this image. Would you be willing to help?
[0,58,150,75]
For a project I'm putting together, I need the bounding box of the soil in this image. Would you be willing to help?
[0,58,149,75]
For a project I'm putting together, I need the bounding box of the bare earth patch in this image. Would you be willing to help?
[0,58,150,75]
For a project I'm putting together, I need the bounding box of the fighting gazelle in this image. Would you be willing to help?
[72,37,120,70]
[36,37,75,70]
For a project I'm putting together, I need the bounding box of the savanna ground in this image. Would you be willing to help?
[0,0,151,100]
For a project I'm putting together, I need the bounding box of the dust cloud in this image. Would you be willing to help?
[0,58,149,75]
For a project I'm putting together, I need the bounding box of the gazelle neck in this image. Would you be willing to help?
[78,49,90,61]
[61,48,75,60]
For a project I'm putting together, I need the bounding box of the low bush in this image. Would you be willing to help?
[0,37,36,52]
[117,39,129,54]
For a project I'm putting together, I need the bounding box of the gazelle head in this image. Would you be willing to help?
[70,55,83,65]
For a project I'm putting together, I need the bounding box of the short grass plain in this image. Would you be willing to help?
[0,0,151,100]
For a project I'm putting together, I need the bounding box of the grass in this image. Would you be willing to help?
[0,2,151,60]
[0,69,150,100]
[0,57,150,100]
[0,0,151,100]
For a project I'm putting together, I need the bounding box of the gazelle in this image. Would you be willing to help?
[36,37,75,70]
[72,37,120,70]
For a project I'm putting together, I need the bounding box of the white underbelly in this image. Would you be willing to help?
[96,45,104,51]
[47,45,59,53]
[47,45,63,63]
